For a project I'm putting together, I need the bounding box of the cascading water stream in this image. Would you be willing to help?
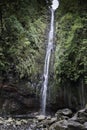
[41,0,59,115]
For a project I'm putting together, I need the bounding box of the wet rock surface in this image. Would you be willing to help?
[0,117,31,130]
[0,107,87,130]
[0,82,40,115]
[55,108,72,121]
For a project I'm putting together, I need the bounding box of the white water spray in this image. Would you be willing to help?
[41,0,59,115]
[52,0,59,10]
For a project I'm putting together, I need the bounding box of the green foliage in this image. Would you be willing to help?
[0,0,47,80]
[55,2,87,87]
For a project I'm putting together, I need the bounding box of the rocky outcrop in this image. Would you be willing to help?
[35,107,87,130]
[0,82,40,114]
[55,108,72,121]
[49,107,87,130]
[0,107,87,130]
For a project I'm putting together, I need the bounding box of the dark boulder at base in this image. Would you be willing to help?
[55,108,72,121]
[49,120,68,130]
[49,107,87,130]
[49,120,85,130]
[84,122,87,129]
[68,120,84,130]
[69,107,87,124]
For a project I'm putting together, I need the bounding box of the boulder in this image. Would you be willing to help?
[61,108,72,116]
[70,107,87,124]
[49,119,85,130]
[49,117,57,125]
[55,108,72,121]
[49,120,68,130]
[47,116,51,120]
[77,108,87,123]
[36,115,46,121]
[84,122,87,129]
[36,117,57,128]
[68,120,84,130]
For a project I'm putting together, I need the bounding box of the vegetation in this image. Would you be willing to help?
[0,0,87,102]
[54,0,87,87]
[0,0,47,81]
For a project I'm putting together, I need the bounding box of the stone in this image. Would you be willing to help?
[21,119,28,124]
[6,123,11,126]
[0,117,4,121]
[70,107,87,124]
[55,108,72,117]
[49,117,57,125]
[43,128,48,130]
[0,120,3,124]
[37,119,50,128]
[84,122,87,128]
[69,113,78,121]
[33,112,39,116]
[7,117,13,123]
[0,117,4,125]
[33,119,38,123]
[37,124,44,128]
[36,115,46,121]
[47,116,51,120]
[55,108,72,122]
[0,82,40,115]
[68,120,84,130]
[30,123,36,129]
[49,120,68,130]
[16,121,22,125]
[62,108,72,116]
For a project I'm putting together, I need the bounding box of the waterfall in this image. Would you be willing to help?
[41,0,59,115]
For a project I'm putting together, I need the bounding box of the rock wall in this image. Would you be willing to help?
[48,0,87,111]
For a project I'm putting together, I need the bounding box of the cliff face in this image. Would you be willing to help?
[0,0,48,114]
[0,0,87,114]
[49,0,87,111]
